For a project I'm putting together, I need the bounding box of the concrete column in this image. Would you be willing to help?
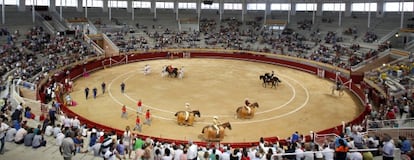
[219,0,223,21]
[2,0,5,24]
[174,0,178,20]
[376,0,384,17]
[127,0,132,12]
[344,2,351,17]
[241,0,246,22]
[49,0,56,12]
[290,2,296,16]
[151,0,155,13]
[196,0,201,14]
[265,0,270,15]
[77,0,82,12]
[18,0,25,12]
[103,0,108,12]
[316,2,322,16]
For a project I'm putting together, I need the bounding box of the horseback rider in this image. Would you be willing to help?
[143,64,151,75]
[185,103,191,121]
[264,71,274,80]
[212,116,221,137]
[336,81,342,90]
[167,65,174,72]
[244,98,251,114]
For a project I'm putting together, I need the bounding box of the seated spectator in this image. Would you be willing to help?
[32,131,46,148]
[14,126,27,144]
[44,124,53,136]
[53,124,62,138]
[5,126,17,142]
[23,128,35,146]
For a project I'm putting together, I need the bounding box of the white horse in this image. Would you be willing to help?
[331,84,345,96]
[143,64,151,75]
[161,65,168,77]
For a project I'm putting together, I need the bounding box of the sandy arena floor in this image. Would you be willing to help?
[68,58,363,143]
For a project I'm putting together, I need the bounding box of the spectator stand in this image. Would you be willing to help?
[10,78,47,121]
[179,18,199,32]
[264,19,287,31]
[367,118,414,141]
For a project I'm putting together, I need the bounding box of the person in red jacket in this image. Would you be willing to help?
[137,99,142,114]
[133,115,141,132]
[144,109,151,126]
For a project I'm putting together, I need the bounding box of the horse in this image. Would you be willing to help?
[331,84,345,96]
[235,102,259,119]
[165,66,179,78]
[174,110,201,126]
[201,122,232,142]
[259,75,281,88]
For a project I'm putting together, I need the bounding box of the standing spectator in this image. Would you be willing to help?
[144,109,151,126]
[335,139,349,160]
[123,126,132,159]
[121,105,128,119]
[84,87,90,99]
[60,132,75,160]
[382,134,395,160]
[120,82,125,93]
[72,116,80,129]
[187,140,198,160]
[0,117,10,154]
[137,99,142,114]
[133,115,142,132]
[49,104,56,126]
[291,131,299,143]
[101,82,106,94]
[399,136,412,154]
[92,87,97,99]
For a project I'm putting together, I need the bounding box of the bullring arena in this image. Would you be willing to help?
[60,52,366,144]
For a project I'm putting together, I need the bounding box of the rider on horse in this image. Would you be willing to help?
[264,71,275,81]
[336,81,342,90]
[213,116,221,137]
[244,98,251,114]
[185,103,191,121]
[167,65,174,73]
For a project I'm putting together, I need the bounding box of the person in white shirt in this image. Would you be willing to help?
[348,150,363,160]
[56,132,65,146]
[0,118,10,153]
[5,127,17,142]
[295,145,304,160]
[53,124,62,138]
[187,141,198,160]
[321,145,334,160]
[221,147,231,160]
[71,116,80,129]
[173,144,183,160]
[14,127,27,144]
[44,125,53,136]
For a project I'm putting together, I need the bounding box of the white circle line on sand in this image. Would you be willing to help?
[107,67,175,120]
[107,60,310,124]
[230,75,310,124]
